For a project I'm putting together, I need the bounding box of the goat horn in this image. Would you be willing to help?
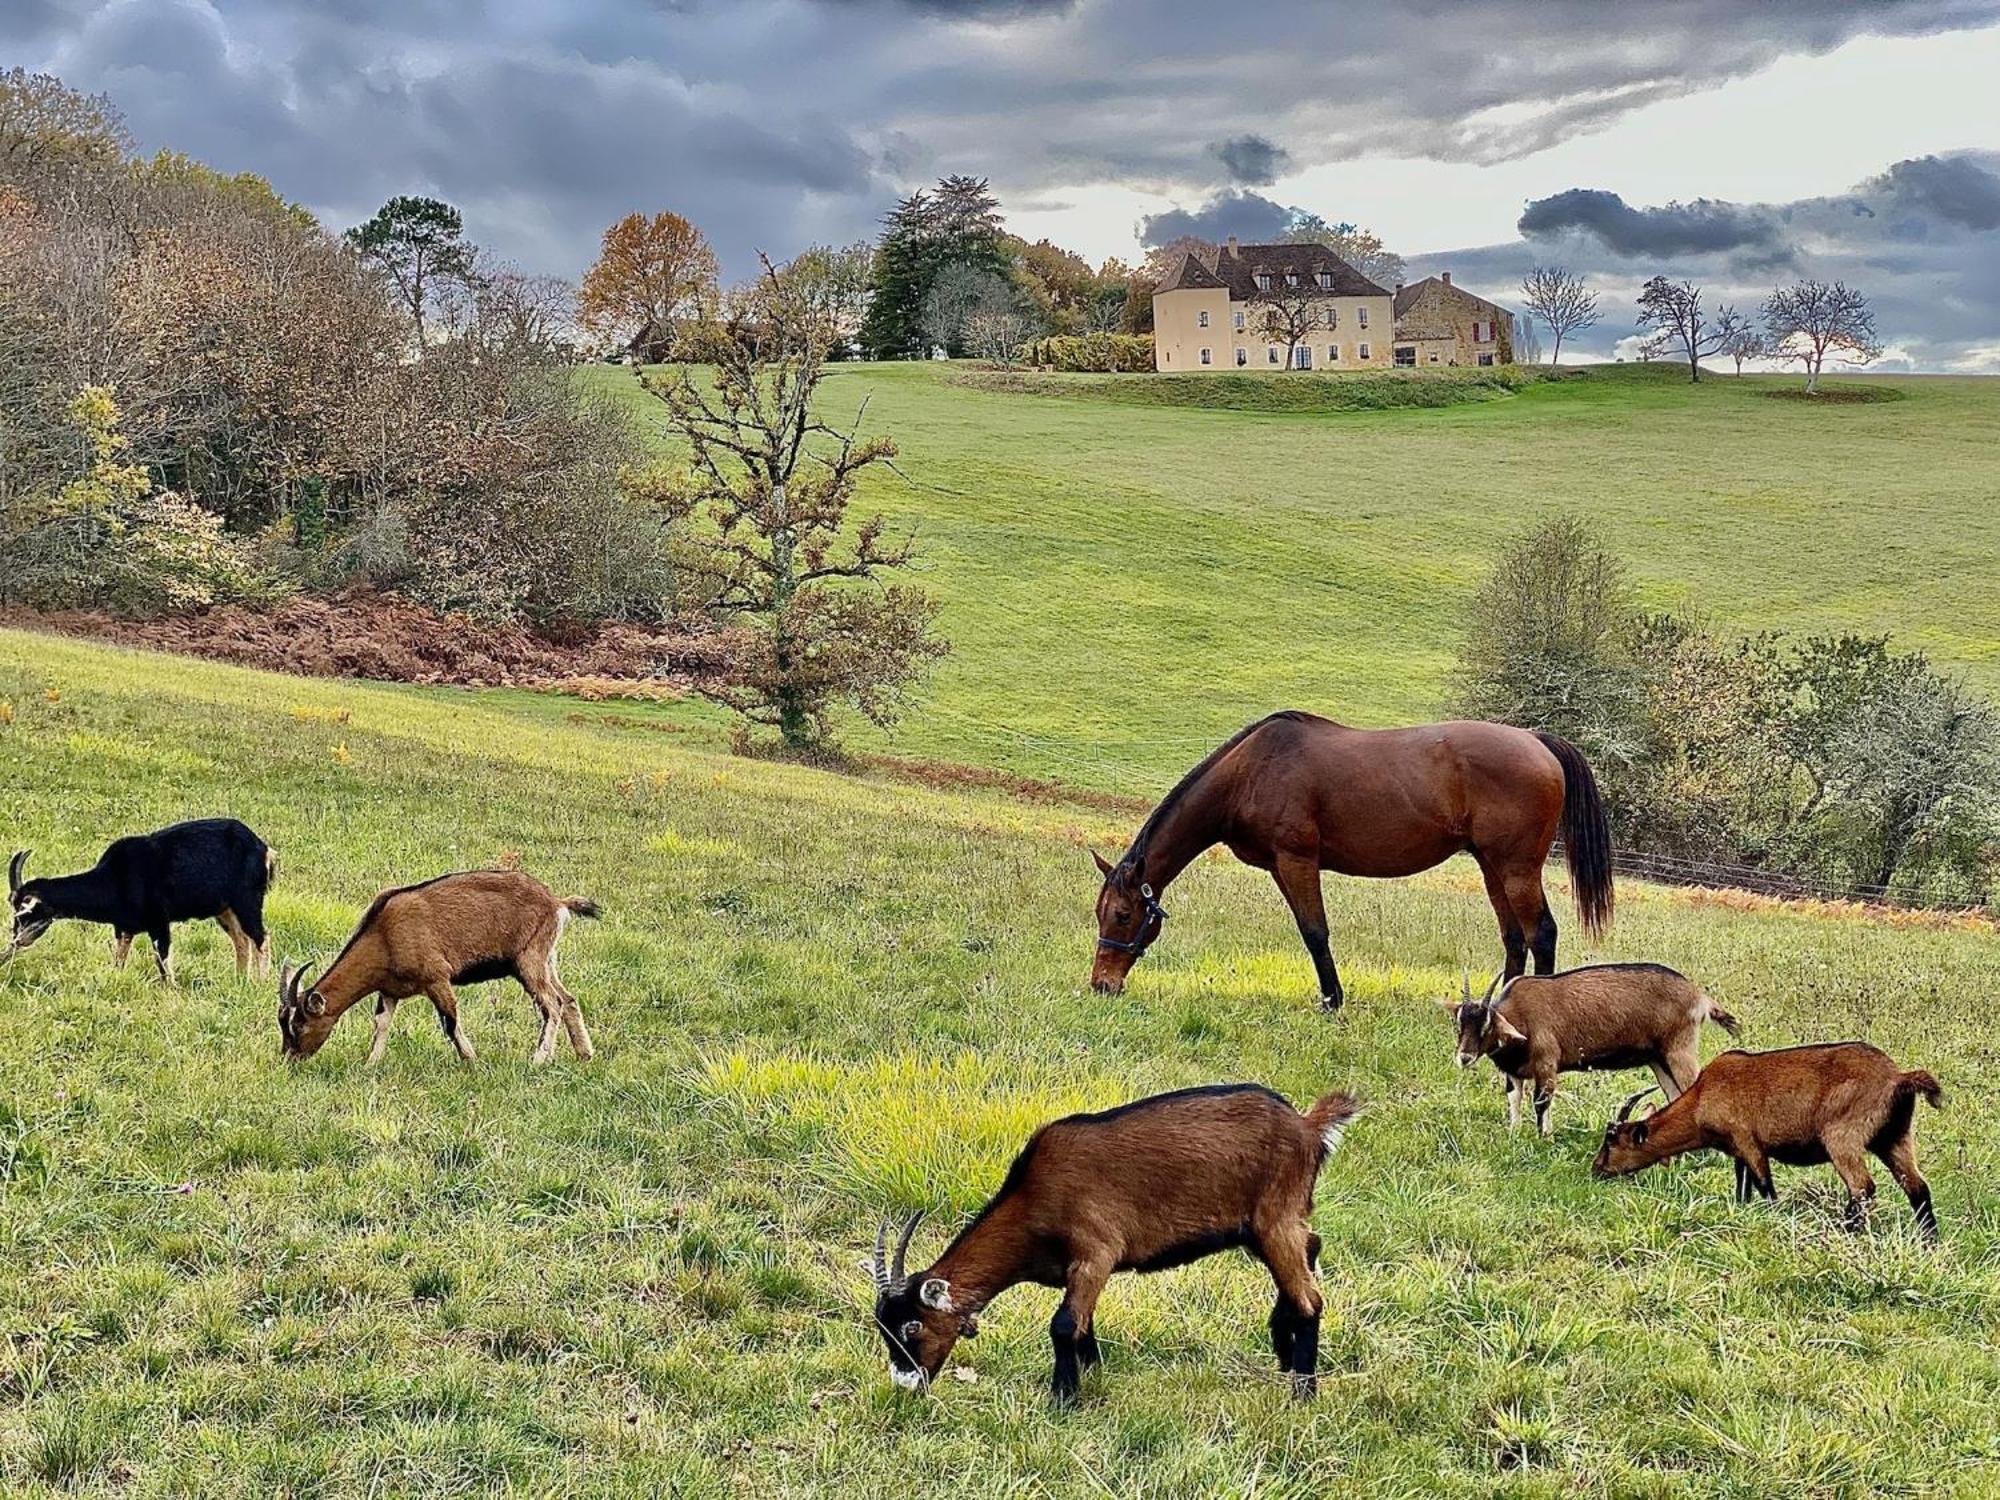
[1614,1086,1660,1124]
[1481,972,1503,1004]
[871,1218,892,1291]
[7,850,26,898]
[1461,967,1473,1003]
[890,1210,924,1286]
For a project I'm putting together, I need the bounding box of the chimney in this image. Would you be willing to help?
[1225,235,1239,257]
[1441,271,1452,286]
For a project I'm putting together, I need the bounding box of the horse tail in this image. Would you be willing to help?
[1534,731,1614,940]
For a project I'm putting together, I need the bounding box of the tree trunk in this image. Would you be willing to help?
[767,473,809,749]
[1551,332,1563,365]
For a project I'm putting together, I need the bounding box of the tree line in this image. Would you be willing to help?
[1518,264,1882,385]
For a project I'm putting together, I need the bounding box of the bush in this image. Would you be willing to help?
[1024,333,1155,372]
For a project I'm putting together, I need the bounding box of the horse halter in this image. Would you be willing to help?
[1096,882,1168,957]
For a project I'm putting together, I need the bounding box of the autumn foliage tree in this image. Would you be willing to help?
[639,255,947,748]
[579,211,719,361]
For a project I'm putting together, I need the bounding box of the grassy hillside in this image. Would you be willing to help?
[3,632,1997,1496]
[595,362,2000,793]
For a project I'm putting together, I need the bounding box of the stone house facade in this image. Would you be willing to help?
[1151,242,1512,373]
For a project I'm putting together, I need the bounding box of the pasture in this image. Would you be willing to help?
[3,630,1998,1496]
[594,361,2000,791]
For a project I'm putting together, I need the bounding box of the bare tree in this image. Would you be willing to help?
[1635,277,1741,383]
[640,258,947,748]
[1722,320,1769,376]
[1519,266,1599,365]
[1253,271,1325,370]
[964,305,1034,364]
[1763,279,1881,392]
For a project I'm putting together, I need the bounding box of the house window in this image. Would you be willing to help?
[1327,344,1339,362]
[1200,347,1212,365]
[1256,273,1272,291]
[1294,345,1312,369]
[1326,307,1338,328]
[1359,342,1371,360]
[1236,347,1248,366]
[1316,272,1333,290]
[1357,306,1369,328]
[1233,310,1245,330]
[1471,320,1487,342]
[1478,352,1495,367]
[1285,272,1298,287]
[1268,346,1280,364]
[1198,310,1210,328]
[1394,346,1415,367]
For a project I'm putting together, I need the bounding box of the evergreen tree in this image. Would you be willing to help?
[860,176,1011,359]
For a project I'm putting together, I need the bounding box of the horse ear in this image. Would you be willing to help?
[1090,848,1115,879]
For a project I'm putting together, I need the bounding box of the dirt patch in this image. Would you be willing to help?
[1763,384,1905,404]
[0,591,739,694]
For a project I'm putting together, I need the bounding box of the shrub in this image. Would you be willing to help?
[1024,333,1155,372]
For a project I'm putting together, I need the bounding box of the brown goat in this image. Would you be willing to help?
[1592,1042,1942,1238]
[1444,963,1740,1136]
[276,870,598,1064]
[867,1083,1360,1404]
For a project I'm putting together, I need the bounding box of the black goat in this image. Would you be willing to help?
[7,819,276,982]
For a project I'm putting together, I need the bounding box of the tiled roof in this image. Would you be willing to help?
[1394,276,1508,318]
[1156,242,1390,299]
[1156,254,1227,292]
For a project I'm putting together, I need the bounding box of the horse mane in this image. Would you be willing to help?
[1122,711,1311,868]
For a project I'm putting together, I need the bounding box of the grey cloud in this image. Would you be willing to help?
[1212,134,1290,186]
[1138,189,1296,248]
[1518,189,1785,257]
[1870,153,2000,231]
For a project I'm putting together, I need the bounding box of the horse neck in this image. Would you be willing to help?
[1129,776,1227,893]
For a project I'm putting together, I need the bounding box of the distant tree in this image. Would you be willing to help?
[781,242,874,355]
[930,174,1008,276]
[1762,279,1881,392]
[1086,257,1131,332]
[347,195,480,343]
[578,210,718,363]
[1252,270,1325,370]
[0,68,131,190]
[1512,315,1544,366]
[862,176,1010,359]
[964,301,1035,363]
[1635,276,1740,383]
[135,150,317,234]
[1518,266,1598,365]
[639,257,948,748]
[918,262,997,354]
[1449,513,1647,770]
[1722,320,1769,375]
[1281,213,1405,288]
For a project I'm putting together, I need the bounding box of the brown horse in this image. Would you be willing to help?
[1090,711,1613,1009]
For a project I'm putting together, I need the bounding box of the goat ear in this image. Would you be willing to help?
[919,1277,954,1313]
[1090,848,1115,879]
[1433,997,1461,1012]
[302,991,326,1017]
[1631,1122,1650,1145]
[1492,1013,1526,1043]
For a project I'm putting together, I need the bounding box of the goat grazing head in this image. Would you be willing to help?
[6,851,52,953]
[1591,1086,1663,1176]
[1438,969,1516,1068]
[276,962,335,1060]
[867,1212,978,1392]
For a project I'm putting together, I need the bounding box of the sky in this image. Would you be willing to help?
[8,0,2000,368]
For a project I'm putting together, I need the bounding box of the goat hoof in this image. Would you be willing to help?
[1290,1374,1318,1401]
[1317,994,1343,1014]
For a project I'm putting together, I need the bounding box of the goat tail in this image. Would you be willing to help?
[1702,997,1742,1037]
[1534,731,1614,941]
[264,848,280,889]
[1304,1092,1362,1157]
[563,897,604,921]
[1899,1069,1944,1109]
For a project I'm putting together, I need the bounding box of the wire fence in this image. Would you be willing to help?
[1562,843,1991,916]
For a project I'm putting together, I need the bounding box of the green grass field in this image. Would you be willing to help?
[4,632,1998,1496]
[595,361,2000,792]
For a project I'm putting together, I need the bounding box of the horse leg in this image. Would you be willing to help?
[1271,852,1341,1011]
[1475,855,1527,981]
[1503,867,1559,975]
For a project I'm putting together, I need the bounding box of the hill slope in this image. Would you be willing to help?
[598,362,2000,792]
[2,632,1995,1495]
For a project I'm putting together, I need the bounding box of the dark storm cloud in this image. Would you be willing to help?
[1517,188,1785,257]
[1424,153,2000,369]
[1212,135,1290,187]
[1138,190,1296,248]
[1870,153,2000,231]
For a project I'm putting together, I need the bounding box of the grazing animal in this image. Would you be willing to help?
[7,819,276,982]
[277,870,599,1065]
[1592,1042,1942,1238]
[1090,712,1612,1009]
[1445,963,1740,1135]
[867,1083,1360,1404]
